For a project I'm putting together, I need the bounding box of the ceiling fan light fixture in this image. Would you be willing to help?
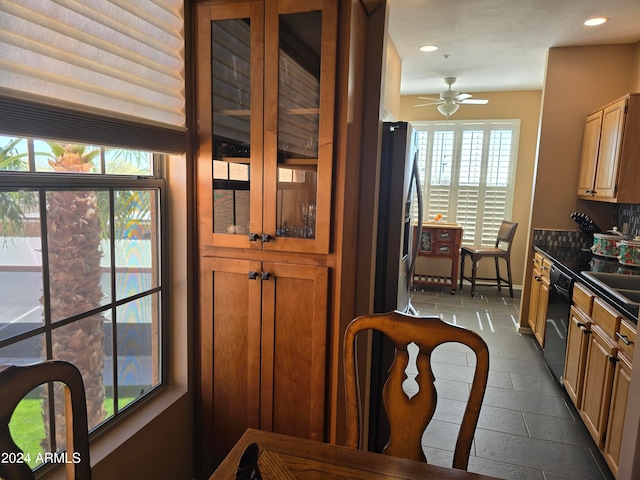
[437,102,459,117]
[584,17,608,26]
[419,45,439,53]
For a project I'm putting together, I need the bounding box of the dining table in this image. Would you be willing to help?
[209,428,502,480]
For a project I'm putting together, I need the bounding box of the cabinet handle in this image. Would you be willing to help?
[532,258,539,264]
[261,272,271,281]
[262,233,272,243]
[541,265,547,271]
[248,271,259,280]
[616,332,633,345]
[577,322,587,329]
[609,354,618,364]
[248,233,259,242]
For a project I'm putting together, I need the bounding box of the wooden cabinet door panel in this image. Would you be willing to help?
[260,263,328,441]
[200,257,263,467]
[262,0,337,255]
[527,270,540,333]
[603,353,632,477]
[563,307,590,407]
[197,2,265,249]
[594,98,627,199]
[577,110,603,196]
[580,325,616,447]
[533,278,549,347]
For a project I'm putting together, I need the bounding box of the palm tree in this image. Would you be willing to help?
[42,144,107,451]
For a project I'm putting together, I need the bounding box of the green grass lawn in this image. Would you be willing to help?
[9,397,130,469]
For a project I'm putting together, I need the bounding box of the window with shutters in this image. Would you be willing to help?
[413,121,519,245]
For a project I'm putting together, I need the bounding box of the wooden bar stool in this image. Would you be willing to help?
[459,221,518,297]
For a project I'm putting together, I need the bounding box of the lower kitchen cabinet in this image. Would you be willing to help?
[580,324,616,448]
[603,352,632,477]
[564,281,636,478]
[527,252,552,347]
[199,257,328,469]
[563,306,591,407]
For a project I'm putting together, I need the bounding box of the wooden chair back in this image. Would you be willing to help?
[0,360,92,480]
[344,311,489,470]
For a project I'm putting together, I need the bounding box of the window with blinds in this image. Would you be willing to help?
[414,120,520,246]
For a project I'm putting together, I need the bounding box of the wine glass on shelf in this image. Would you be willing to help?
[298,201,316,239]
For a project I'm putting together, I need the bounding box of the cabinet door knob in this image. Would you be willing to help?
[261,272,271,281]
[248,233,259,242]
[248,271,259,280]
[262,233,272,243]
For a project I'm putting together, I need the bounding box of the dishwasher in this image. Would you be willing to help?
[543,266,574,383]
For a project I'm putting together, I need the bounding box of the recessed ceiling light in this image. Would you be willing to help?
[584,17,608,26]
[419,45,439,53]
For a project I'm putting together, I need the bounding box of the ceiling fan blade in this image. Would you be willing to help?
[455,93,472,101]
[460,99,489,104]
[414,101,442,107]
[417,96,440,101]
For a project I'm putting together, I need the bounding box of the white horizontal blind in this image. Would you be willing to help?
[413,120,519,246]
[0,0,185,128]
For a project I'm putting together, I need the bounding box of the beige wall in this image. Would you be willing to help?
[382,38,402,120]
[398,90,542,290]
[631,41,640,92]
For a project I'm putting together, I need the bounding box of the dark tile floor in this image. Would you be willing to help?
[409,285,615,480]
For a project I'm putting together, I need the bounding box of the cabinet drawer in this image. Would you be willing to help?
[533,252,545,267]
[434,243,454,255]
[573,282,594,315]
[540,258,553,280]
[591,298,621,339]
[435,229,456,243]
[616,319,636,358]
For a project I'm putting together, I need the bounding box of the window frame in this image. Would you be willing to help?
[413,120,520,245]
[0,139,169,473]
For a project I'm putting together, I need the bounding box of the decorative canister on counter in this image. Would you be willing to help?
[592,228,624,257]
[618,236,640,267]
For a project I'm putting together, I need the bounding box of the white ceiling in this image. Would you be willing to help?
[389,0,640,96]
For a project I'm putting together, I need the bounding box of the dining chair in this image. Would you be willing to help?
[0,360,92,480]
[344,311,489,471]
[459,220,518,297]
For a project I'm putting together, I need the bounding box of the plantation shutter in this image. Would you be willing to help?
[414,121,519,246]
[0,0,186,153]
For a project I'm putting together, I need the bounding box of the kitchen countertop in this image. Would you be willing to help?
[534,242,640,323]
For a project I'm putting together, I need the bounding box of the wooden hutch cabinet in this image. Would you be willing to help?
[194,0,356,476]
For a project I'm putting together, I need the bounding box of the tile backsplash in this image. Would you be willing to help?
[532,229,593,249]
[616,204,640,237]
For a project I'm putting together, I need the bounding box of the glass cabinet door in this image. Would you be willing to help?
[198,3,264,249]
[263,1,336,254]
[198,1,336,253]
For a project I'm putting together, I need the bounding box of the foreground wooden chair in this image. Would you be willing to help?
[0,360,92,480]
[344,311,489,471]
[460,220,518,297]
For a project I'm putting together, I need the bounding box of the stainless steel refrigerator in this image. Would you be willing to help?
[369,121,423,451]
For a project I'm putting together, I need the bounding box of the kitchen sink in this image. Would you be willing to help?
[581,271,640,307]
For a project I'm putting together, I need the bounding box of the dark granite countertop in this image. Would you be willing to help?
[534,242,640,322]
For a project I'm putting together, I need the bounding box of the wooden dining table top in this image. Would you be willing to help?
[209,429,502,480]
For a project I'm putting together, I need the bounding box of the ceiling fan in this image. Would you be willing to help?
[415,77,489,117]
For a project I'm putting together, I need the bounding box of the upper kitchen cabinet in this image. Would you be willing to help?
[577,94,640,203]
[196,0,336,254]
